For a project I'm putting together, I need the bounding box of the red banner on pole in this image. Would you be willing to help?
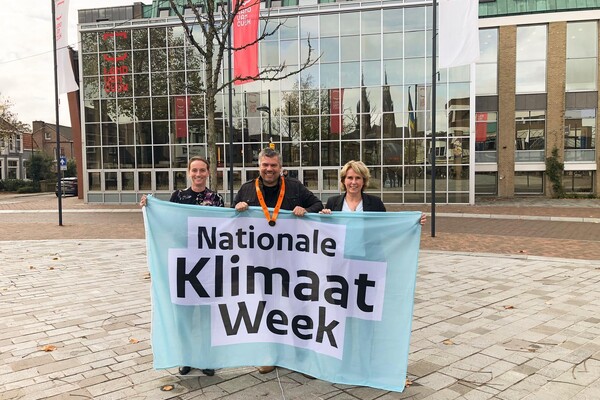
[174,96,190,138]
[330,89,343,134]
[233,0,260,85]
[475,112,487,143]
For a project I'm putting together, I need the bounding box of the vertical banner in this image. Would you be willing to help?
[330,89,343,134]
[408,88,416,136]
[246,92,261,137]
[174,96,191,139]
[55,0,78,94]
[475,112,488,143]
[439,0,480,68]
[233,0,260,85]
[143,197,422,392]
[416,85,431,134]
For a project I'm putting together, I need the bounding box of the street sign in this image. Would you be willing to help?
[60,156,67,171]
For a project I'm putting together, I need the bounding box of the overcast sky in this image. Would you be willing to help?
[0,1,151,129]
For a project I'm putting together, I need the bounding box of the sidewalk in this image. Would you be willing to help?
[1,193,599,399]
[1,241,599,399]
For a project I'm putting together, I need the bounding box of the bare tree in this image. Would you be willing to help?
[168,0,316,187]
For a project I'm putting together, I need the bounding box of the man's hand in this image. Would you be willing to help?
[139,195,147,207]
[235,201,249,212]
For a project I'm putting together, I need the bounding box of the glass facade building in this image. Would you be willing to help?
[76,0,600,203]
[78,1,473,204]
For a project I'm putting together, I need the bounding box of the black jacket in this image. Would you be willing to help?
[234,177,324,213]
[325,193,386,212]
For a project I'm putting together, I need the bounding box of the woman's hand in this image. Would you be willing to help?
[319,209,332,214]
[139,195,147,207]
[420,213,427,225]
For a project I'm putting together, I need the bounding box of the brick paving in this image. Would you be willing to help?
[2,193,599,260]
[0,192,599,399]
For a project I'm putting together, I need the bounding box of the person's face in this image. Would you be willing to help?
[188,160,209,189]
[259,155,282,186]
[343,168,364,194]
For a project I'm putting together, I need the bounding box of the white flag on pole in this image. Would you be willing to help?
[439,0,480,68]
[55,0,79,94]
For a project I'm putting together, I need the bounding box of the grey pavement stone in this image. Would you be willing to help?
[1,240,599,399]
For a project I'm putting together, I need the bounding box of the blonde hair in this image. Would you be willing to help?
[340,160,370,192]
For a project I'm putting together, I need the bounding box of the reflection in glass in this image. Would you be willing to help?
[156,171,169,190]
[341,62,360,87]
[340,13,359,36]
[566,59,597,91]
[322,169,339,190]
[383,33,402,59]
[104,172,117,190]
[321,142,339,166]
[319,14,338,37]
[139,171,152,190]
[514,171,544,194]
[516,61,546,93]
[120,147,135,168]
[88,172,101,191]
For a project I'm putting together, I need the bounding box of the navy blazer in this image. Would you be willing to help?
[325,193,386,212]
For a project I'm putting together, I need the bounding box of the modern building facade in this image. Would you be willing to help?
[75,0,600,204]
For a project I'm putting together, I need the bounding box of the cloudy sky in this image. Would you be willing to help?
[0,1,151,129]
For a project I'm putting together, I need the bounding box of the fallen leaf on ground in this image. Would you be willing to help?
[405,379,413,387]
[504,305,515,310]
[41,345,57,352]
[48,267,55,270]
[160,385,174,391]
[129,338,139,344]
[442,339,455,345]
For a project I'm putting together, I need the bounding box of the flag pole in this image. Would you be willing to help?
[51,0,63,226]
[227,0,234,207]
[431,0,437,237]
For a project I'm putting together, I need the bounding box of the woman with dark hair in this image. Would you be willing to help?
[140,156,223,376]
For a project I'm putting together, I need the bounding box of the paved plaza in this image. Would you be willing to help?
[0,193,599,399]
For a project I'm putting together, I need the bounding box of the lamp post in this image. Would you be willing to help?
[287,102,298,165]
[257,89,272,145]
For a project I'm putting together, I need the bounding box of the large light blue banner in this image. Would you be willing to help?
[143,196,421,392]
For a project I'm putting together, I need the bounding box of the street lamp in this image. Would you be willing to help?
[257,105,272,143]
[257,89,272,145]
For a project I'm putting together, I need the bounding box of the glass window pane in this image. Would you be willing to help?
[280,17,298,40]
[383,8,403,32]
[405,31,427,58]
[362,34,380,61]
[280,40,299,65]
[361,10,381,35]
[567,22,597,58]
[340,13,359,36]
[383,32,402,59]
[341,36,360,62]
[300,15,318,38]
[320,63,339,88]
[566,58,597,91]
[517,25,546,61]
[320,14,338,37]
[479,29,498,63]
[341,62,360,87]
[516,61,546,93]
[320,37,339,63]
[476,64,497,95]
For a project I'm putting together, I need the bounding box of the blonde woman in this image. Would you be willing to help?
[321,160,426,224]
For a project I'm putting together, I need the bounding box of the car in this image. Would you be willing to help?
[55,177,78,197]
